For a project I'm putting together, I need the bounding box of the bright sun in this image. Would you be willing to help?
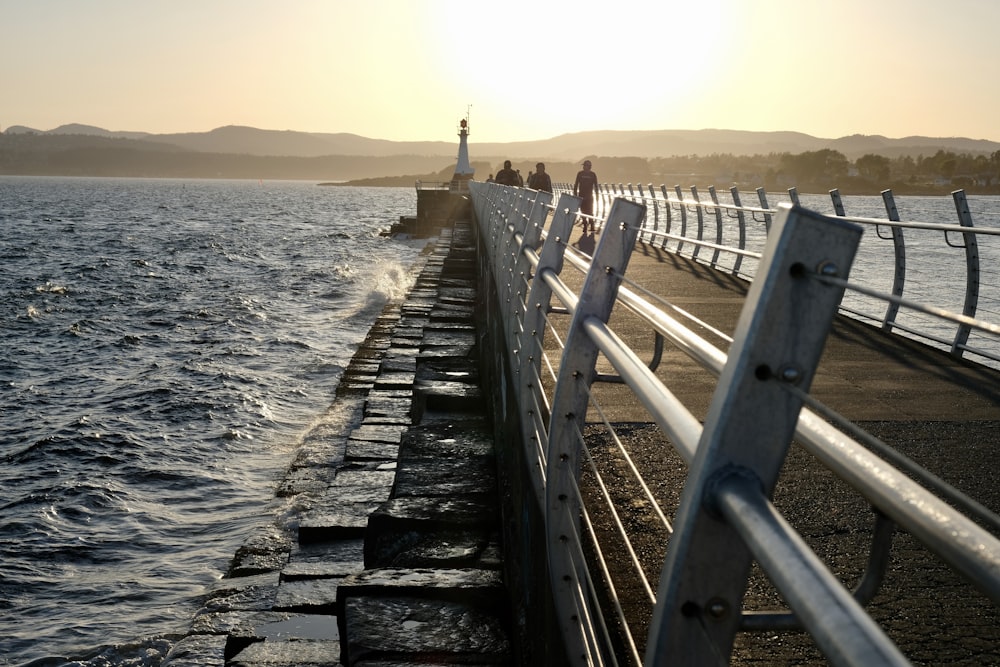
[423,0,740,140]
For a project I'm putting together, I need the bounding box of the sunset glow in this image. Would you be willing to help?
[4,0,999,143]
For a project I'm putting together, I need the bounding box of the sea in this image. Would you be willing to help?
[2,177,999,666]
[0,177,423,667]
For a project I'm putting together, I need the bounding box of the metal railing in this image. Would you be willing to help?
[468,180,1000,666]
[553,181,1000,367]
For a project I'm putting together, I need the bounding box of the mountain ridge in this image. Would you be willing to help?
[4,123,999,161]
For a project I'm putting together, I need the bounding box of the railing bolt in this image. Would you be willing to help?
[780,366,802,384]
[706,598,729,619]
[817,260,839,277]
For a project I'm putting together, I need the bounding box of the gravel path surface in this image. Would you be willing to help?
[564,239,1000,665]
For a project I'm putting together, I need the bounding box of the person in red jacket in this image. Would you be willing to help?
[573,159,599,233]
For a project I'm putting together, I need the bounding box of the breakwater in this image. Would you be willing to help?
[162,217,515,665]
[160,182,1000,666]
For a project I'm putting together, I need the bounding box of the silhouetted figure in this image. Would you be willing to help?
[573,159,599,233]
[495,160,519,186]
[527,162,552,193]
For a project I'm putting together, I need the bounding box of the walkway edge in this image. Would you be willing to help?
[162,220,513,666]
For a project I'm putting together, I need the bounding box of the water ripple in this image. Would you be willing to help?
[0,177,419,666]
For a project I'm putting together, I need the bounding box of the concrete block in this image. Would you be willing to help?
[348,424,408,444]
[274,578,341,613]
[228,638,342,666]
[339,597,509,666]
[201,572,281,613]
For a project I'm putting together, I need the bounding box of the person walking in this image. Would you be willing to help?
[495,160,519,186]
[527,162,552,193]
[573,159,599,233]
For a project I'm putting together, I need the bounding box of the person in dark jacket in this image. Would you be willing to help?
[495,160,519,186]
[573,159,599,232]
[527,162,552,193]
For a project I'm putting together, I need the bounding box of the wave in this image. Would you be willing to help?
[0,178,420,666]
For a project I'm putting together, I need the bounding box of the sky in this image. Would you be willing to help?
[3,0,999,144]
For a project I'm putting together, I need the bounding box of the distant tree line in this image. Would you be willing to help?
[4,132,1000,195]
[607,149,1000,195]
[483,150,1000,195]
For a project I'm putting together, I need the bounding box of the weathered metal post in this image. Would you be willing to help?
[545,198,646,664]
[879,189,908,332]
[951,189,981,358]
[643,204,909,666]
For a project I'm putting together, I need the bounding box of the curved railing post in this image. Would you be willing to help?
[635,184,652,244]
[829,188,846,217]
[756,187,773,234]
[674,185,688,255]
[708,185,724,268]
[879,189,907,332]
[546,198,647,665]
[660,185,673,251]
[730,186,748,277]
[498,189,530,320]
[647,183,660,244]
[951,190,981,358]
[690,185,705,260]
[509,191,554,353]
[491,186,518,286]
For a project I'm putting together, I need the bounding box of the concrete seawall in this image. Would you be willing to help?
[163,218,516,666]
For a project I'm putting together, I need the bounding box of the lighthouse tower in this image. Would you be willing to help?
[450,117,474,192]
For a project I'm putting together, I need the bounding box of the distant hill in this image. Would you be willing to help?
[5,123,1000,161]
[4,123,1000,189]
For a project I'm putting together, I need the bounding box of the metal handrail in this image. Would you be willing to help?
[551,182,1000,366]
[469,180,1000,666]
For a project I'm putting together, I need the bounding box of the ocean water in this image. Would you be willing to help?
[0,177,422,666]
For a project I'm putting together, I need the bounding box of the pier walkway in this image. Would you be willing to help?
[163,191,1000,666]
[562,226,1000,664]
[470,184,1000,666]
[576,229,1000,424]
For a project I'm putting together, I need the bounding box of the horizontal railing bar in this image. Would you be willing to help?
[832,215,1000,235]
[559,183,1000,238]
[795,409,1000,604]
[826,274,1000,336]
[785,382,1000,534]
[582,315,702,464]
[640,227,763,259]
[589,276,1000,599]
[956,340,1000,363]
[715,473,911,667]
